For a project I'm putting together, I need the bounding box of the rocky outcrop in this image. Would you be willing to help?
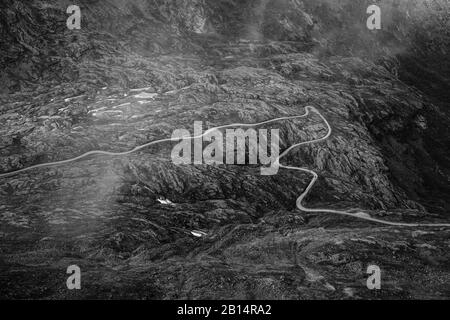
[0,0,449,299]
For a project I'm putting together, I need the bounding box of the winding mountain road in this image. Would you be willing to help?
[1,105,449,228]
[277,106,450,228]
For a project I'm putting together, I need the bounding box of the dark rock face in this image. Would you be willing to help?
[0,0,449,299]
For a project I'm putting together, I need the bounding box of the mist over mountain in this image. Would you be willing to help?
[0,0,449,299]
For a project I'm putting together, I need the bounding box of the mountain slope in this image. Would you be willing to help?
[0,0,449,299]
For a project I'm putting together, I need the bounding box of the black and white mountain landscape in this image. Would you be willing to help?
[0,0,449,300]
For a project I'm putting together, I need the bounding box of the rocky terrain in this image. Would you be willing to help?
[0,0,449,299]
